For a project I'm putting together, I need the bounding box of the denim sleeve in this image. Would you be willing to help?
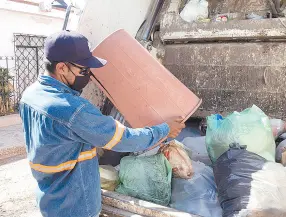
[70,102,170,152]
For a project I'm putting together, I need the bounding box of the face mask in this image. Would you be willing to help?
[65,62,91,92]
[70,73,91,92]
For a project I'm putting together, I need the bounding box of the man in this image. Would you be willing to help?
[19,30,185,217]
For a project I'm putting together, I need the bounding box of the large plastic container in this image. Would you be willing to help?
[91,29,201,128]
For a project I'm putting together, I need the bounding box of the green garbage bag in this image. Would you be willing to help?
[206,105,275,163]
[116,153,172,206]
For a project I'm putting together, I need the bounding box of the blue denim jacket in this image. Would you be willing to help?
[19,75,170,217]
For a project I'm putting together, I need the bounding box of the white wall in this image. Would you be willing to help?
[0,9,64,57]
[0,1,80,72]
[0,0,80,57]
[77,0,153,48]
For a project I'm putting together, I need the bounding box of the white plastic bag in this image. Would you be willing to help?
[180,0,209,23]
[99,165,119,191]
[169,161,222,217]
[160,140,194,179]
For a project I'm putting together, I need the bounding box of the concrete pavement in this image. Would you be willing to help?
[0,159,40,217]
[0,114,26,165]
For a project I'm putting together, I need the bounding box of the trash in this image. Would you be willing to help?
[169,161,222,217]
[160,140,194,179]
[197,18,211,23]
[116,154,172,206]
[213,146,286,217]
[206,105,276,163]
[276,139,286,166]
[270,118,286,139]
[215,15,228,22]
[246,12,264,20]
[211,12,243,21]
[99,165,119,191]
[180,0,208,23]
[199,119,207,136]
[182,136,212,166]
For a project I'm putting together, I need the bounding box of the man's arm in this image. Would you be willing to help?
[69,102,170,152]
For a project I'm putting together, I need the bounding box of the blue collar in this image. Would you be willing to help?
[38,75,80,96]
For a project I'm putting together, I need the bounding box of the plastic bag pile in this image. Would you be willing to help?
[105,104,286,217]
[206,105,286,217]
[115,139,223,216]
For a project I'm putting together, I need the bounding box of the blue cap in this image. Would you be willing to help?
[44,30,106,68]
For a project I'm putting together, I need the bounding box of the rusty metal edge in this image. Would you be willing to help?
[101,190,199,217]
[101,204,141,217]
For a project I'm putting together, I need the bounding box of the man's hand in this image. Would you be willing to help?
[166,118,186,138]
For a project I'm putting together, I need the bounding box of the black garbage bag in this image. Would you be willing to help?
[213,144,286,217]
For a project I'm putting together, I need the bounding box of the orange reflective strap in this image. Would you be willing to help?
[30,121,125,174]
[103,120,125,150]
[30,147,97,174]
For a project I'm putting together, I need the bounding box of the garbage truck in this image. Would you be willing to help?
[65,0,286,216]
[78,0,286,121]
